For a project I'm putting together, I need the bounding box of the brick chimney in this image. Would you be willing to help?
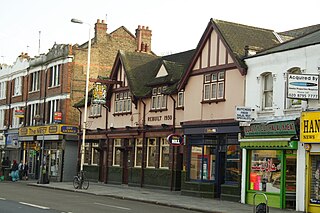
[94,19,108,43]
[135,25,152,53]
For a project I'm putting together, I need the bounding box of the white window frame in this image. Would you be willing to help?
[147,138,156,168]
[160,138,169,169]
[177,91,184,108]
[84,142,99,165]
[89,104,102,117]
[134,138,143,167]
[151,87,167,110]
[114,91,131,114]
[30,71,40,92]
[262,72,273,110]
[113,139,121,166]
[13,77,22,96]
[203,71,225,101]
[12,107,24,128]
[0,81,7,99]
[50,65,60,87]
[48,99,59,123]
[0,109,4,129]
[29,103,39,126]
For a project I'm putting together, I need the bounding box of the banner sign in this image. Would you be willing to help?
[54,112,62,123]
[243,121,296,136]
[15,109,24,118]
[92,82,107,104]
[300,111,320,142]
[287,73,319,100]
[19,124,78,136]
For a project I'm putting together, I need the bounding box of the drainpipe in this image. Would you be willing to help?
[169,95,176,191]
[141,99,146,187]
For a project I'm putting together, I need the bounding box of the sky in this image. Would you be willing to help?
[0,0,319,65]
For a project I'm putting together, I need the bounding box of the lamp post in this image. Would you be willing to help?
[34,115,45,184]
[71,18,91,179]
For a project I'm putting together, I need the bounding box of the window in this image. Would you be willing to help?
[135,138,143,167]
[177,91,184,108]
[28,103,40,126]
[114,91,131,114]
[262,72,273,109]
[113,139,121,166]
[249,150,282,193]
[13,77,22,96]
[30,71,40,92]
[287,67,302,109]
[0,109,4,128]
[147,138,156,167]
[190,145,216,181]
[49,65,60,87]
[225,145,241,183]
[203,71,225,101]
[48,99,60,124]
[89,104,101,117]
[160,138,169,168]
[0,81,6,99]
[151,86,167,110]
[12,107,24,128]
[84,143,100,165]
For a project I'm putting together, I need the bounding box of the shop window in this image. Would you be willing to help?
[261,72,273,109]
[134,138,143,167]
[113,139,121,166]
[203,71,225,102]
[160,138,169,168]
[190,145,216,181]
[147,138,156,168]
[225,145,241,183]
[249,150,282,193]
[309,155,320,204]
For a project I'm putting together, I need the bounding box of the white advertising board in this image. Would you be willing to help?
[235,106,254,122]
[287,73,319,100]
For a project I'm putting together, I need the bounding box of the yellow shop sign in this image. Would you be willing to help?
[300,111,320,142]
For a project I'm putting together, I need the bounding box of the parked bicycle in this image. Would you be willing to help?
[73,170,89,190]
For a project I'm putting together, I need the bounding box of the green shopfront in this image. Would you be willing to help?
[240,120,298,209]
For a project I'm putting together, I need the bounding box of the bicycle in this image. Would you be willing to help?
[73,170,89,190]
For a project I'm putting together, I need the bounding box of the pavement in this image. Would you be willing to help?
[18,180,301,213]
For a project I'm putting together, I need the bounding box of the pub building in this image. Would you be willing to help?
[239,119,300,209]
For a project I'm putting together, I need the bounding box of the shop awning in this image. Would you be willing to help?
[239,138,298,149]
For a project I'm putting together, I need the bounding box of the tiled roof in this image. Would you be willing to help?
[251,29,320,57]
[213,19,280,60]
[120,49,195,97]
[278,24,320,40]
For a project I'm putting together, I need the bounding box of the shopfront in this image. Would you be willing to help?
[181,122,241,201]
[19,124,78,182]
[301,111,320,213]
[240,120,298,209]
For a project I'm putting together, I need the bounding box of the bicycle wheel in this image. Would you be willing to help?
[73,176,80,189]
[82,179,89,190]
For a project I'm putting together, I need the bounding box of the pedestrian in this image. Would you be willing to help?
[18,160,23,180]
[22,162,29,180]
[10,160,19,182]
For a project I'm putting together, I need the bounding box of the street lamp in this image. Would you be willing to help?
[34,114,45,184]
[71,18,91,179]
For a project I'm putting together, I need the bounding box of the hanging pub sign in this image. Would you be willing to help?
[92,82,107,104]
[54,112,62,123]
[287,73,319,100]
[167,134,184,146]
[15,109,24,118]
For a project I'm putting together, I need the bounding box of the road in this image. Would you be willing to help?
[0,181,200,213]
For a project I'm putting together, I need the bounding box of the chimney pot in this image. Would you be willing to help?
[102,20,105,23]
[146,26,149,30]
[142,26,145,29]
[97,19,100,23]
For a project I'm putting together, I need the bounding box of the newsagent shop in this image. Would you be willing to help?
[239,120,301,210]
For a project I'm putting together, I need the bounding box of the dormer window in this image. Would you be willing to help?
[151,86,167,110]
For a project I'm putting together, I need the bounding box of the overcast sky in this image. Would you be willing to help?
[0,0,319,65]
